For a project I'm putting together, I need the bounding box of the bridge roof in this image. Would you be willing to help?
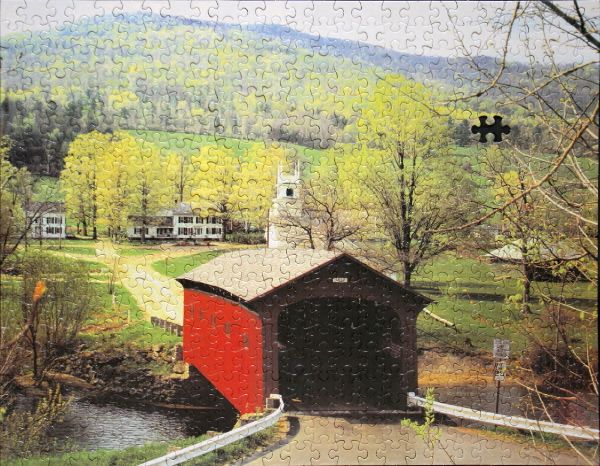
[177,248,339,301]
[177,248,433,306]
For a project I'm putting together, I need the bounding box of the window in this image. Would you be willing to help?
[179,216,193,224]
[134,228,149,235]
[178,227,193,236]
[157,228,172,236]
[195,217,201,223]
[286,188,294,197]
[224,322,231,336]
[47,217,62,224]
[46,227,62,235]
[194,228,202,235]
[242,332,249,348]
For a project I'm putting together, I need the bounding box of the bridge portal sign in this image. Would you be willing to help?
[493,338,510,359]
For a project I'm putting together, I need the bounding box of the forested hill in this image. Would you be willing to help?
[1,11,495,172]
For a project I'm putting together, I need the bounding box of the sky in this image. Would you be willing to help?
[1,1,599,63]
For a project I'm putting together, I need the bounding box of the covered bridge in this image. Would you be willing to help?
[177,248,433,414]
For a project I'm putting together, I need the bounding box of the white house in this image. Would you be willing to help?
[127,203,223,241]
[26,202,67,239]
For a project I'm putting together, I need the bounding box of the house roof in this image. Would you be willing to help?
[129,216,173,227]
[171,202,201,215]
[25,201,65,214]
[486,242,580,262]
[177,248,433,305]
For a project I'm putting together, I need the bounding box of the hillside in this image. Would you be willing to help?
[0,12,492,172]
[2,11,594,173]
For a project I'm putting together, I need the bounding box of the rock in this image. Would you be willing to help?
[172,361,187,374]
[151,344,164,354]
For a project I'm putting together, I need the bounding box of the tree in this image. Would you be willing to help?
[191,144,280,240]
[272,160,367,251]
[1,251,100,382]
[446,3,598,460]
[354,75,479,286]
[126,143,174,244]
[60,131,108,238]
[0,136,47,267]
[483,147,583,313]
[64,131,165,242]
[166,152,195,204]
[443,1,598,252]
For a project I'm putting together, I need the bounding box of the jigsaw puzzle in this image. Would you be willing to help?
[0,1,598,465]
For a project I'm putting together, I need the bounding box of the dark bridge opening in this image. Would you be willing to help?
[278,297,404,411]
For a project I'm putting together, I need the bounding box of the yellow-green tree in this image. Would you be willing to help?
[62,131,171,241]
[127,143,174,243]
[0,137,36,265]
[355,75,477,285]
[191,144,280,240]
[96,132,135,240]
[60,131,109,238]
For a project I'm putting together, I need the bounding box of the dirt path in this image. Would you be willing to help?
[61,241,232,326]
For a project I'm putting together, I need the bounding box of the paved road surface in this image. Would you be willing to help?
[237,414,586,465]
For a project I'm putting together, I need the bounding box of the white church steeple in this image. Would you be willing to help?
[268,162,302,248]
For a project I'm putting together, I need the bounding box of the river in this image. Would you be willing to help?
[16,392,238,454]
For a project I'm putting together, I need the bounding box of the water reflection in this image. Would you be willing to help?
[46,395,237,452]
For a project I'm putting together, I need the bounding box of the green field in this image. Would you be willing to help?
[412,253,597,352]
[32,176,63,202]
[128,130,324,166]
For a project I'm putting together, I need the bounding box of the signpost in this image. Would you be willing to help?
[493,338,510,414]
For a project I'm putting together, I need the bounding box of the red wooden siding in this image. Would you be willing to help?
[183,289,264,414]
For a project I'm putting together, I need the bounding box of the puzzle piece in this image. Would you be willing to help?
[0,1,597,465]
[471,115,511,143]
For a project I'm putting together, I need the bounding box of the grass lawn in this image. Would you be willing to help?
[44,246,97,255]
[412,253,597,353]
[151,249,233,278]
[79,283,184,350]
[32,238,96,246]
[32,176,63,202]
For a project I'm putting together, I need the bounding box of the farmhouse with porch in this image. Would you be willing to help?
[127,202,223,241]
[176,248,433,414]
[26,201,67,240]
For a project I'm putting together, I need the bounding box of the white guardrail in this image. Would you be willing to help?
[407,392,598,441]
[138,395,284,466]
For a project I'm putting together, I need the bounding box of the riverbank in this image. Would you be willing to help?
[3,420,283,466]
[16,343,233,411]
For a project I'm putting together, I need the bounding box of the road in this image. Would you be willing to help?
[236,414,587,465]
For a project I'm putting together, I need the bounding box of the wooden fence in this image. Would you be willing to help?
[150,316,183,336]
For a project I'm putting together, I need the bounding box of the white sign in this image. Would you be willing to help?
[493,338,510,359]
[332,277,348,283]
[494,361,507,381]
